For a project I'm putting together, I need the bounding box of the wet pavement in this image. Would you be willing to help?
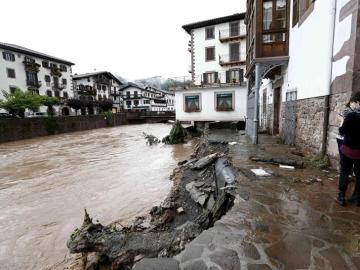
[0,124,195,270]
[175,131,360,270]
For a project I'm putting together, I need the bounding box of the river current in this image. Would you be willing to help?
[0,123,194,269]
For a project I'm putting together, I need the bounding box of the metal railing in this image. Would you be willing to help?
[219,25,246,40]
[167,71,245,91]
[219,54,245,65]
[52,83,66,90]
[26,80,42,87]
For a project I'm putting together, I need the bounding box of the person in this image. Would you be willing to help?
[337,92,360,206]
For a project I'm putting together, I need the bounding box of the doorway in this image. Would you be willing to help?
[273,87,281,135]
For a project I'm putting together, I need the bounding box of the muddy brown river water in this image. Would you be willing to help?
[0,124,194,270]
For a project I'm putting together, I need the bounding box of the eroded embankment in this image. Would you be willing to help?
[67,134,237,270]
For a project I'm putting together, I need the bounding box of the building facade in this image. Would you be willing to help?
[0,42,74,115]
[72,71,124,113]
[121,83,175,112]
[175,13,248,123]
[245,0,360,166]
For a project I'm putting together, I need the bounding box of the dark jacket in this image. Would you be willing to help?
[339,112,360,149]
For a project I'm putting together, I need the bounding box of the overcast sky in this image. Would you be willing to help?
[2,0,246,81]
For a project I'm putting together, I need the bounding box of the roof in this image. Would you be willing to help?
[0,42,74,66]
[73,71,123,85]
[119,82,145,91]
[182,13,246,34]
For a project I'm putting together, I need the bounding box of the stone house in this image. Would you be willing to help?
[245,0,360,166]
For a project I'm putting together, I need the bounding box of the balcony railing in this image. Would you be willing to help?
[23,59,40,72]
[26,80,42,88]
[219,54,245,66]
[219,25,246,42]
[52,83,66,90]
[168,71,245,91]
[95,78,110,85]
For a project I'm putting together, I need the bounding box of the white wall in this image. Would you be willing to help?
[0,49,73,100]
[175,86,247,122]
[192,19,247,83]
[282,0,336,101]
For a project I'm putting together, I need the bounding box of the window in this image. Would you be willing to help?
[102,85,106,91]
[184,95,200,112]
[286,90,297,101]
[134,100,139,106]
[7,68,16,78]
[63,92,68,99]
[276,0,286,28]
[62,78,67,85]
[126,101,131,106]
[134,91,138,98]
[98,95,102,101]
[126,91,130,98]
[205,27,215,39]
[205,47,215,61]
[144,100,150,104]
[54,91,60,98]
[263,33,286,43]
[9,86,17,94]
[46,90,52,97]
[229,22,240,37]
[50,63,57,69]
[203,72,218,84]
[60,65,67,72]
[3,52,15,61]
[263,0,273,30]
[226,69,243,83]
[216,93,234,111]
[97,84,101,90]
[45,75,51,82]
[42,61,49,68]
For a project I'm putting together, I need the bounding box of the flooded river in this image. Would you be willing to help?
[0,124,194,270]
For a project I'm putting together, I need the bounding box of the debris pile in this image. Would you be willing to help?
[67,136,236,270]
[143,132,161,145]
[162,121,186,144]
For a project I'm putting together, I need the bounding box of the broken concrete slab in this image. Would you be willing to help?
[191,153,220,170]
[215,158,236,187]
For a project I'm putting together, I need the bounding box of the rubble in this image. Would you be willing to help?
[67,135,236,270]
[250,156,304,168]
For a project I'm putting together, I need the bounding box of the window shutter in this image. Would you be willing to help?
[226,71,230,83]
[214,72,218,83]
[2,52,5,59]
[293,0,299,26]
[203,73,208,84]
[239,69,244,82]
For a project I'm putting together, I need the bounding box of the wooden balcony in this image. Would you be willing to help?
[26,80,42,88]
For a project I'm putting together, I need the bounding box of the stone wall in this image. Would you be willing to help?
[281,101,297,145]
[0,112,175,143]
[327,92,352,167]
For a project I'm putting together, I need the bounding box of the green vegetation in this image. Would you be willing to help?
[44,116,58,135]
[0,89,59,117]
[305,154,330,169]
[102,111,115,127]
[162,121,186,144]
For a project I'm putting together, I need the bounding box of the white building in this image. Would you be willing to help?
[175,13,248,124]
[72,71,124,113]
[0,42,74,115]
[246,0,359,166]
[121,83,175,112]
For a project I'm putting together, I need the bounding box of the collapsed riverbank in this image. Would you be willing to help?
[66,128,238,270]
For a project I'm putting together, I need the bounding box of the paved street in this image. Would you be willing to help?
[175,131,360,270]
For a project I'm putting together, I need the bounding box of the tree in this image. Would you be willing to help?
[41,96,59,116]
[67,99,83,115]
[0,89,43,117]
[98,99,113,112]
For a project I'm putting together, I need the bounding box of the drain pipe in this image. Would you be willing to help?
[321,0,337,155]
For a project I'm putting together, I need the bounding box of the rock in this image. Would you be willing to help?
[161,200,177,209]
[205,194,216,210]
[84,252,99,270]
[192,153,220,170]
[186,182,208,206]
[133,258,180,270]
[177,207,185,214]
[134,254,145,263]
